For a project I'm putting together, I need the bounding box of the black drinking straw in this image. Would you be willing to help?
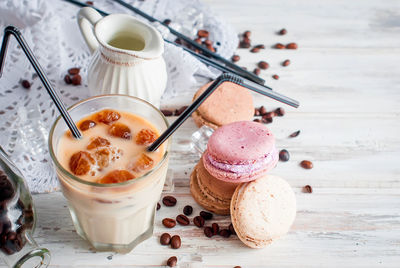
[147,73,300,152]
[63,0,265,85]
[0,26,82,139]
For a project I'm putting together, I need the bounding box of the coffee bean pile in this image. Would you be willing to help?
[175,29,218,54]
[253,106,285,124]
[64,67,82,86]
[161,106,188,117]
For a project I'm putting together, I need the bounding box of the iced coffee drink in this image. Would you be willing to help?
[49,95,170,253]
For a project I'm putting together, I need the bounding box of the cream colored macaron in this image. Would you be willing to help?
[230,175,296,248]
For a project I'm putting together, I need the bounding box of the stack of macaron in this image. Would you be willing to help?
[190,121,296,248]
[191,82,254,129]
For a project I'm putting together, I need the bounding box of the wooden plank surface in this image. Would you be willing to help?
[2,0,400,267]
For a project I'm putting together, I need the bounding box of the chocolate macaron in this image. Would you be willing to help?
[192,81,254,129]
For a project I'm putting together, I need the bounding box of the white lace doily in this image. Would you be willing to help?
[0,0,238,193]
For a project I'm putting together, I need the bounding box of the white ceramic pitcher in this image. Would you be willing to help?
[77,7,167,108]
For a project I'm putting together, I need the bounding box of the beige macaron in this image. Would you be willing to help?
[192,81,254,130]
[230,175,296,248]
[190,158,239,215]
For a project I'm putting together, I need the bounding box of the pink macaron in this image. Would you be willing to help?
[202,121,278,183]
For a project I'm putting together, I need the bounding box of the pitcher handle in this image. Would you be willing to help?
[77,7,103,54]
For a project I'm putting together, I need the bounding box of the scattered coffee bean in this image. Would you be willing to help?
[163,19,171,26]
[231,55,240,62]
[64,75,72,84]
[68,67,80,75]
[264,111,276,118]
[289,130,300,138]
[250,47,260,53]
[279,149,290,162]
[204,39,213,46]
[176,214,190,226]
[253,68,260,75]
[200,211,213,220]
[204,227,213,238]
[157,202,161,210]
[183,205,193,216]
[282,59,291,67]
[278,28,287,35]
[21,80,31,89]
[160,233,171,245]
[212,223,219,235]
[286,43,298,49]
[162,196,177,207]
[254,108,260,116]
[193,216,205,228]
[259,106,267,115]
[234,266,242,268]
[275,107,285,116]
[258,61,269,70]
[243,30,251,39]
[174,106,188,116]
[71,74,82,85]
[170,235,181,249]
[229,223,236,235]
[262,116,273,124]
[303,185,313,193]
[197,30,209,38]
[85,1,94,5]
[162,218,176,228]
[239,41,251,49]
[300,160,313,169]
[161,109,173,116]
[272,74,279,80]
[255,44,265,49]
[253,118,261,123]
[167,256,177,267]
[274,43,285,49]
[219,229,231,238]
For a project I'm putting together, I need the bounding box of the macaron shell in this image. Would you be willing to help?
[230,175,296,249]
[202,149,278,183]
[192,82,254,127]
[192,109,220,130]
[207,121,276,164]
[190,162,232,215]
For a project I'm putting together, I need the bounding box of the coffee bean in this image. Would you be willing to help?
[243,31,251,39]
[231,55,240,62]
[250,47,260,53]
[282,59,291,67]
[71,74,81,85]
[219,229,231,238]
[183,205,193,216]
[176,214,190,226]
[279,149,290,162]
[286,43,298,49]
[193,216,205,228]
[162,218,176,228]
[200,211,213,220]
[163,19,171,26]
[160,233,171,245]
[197,30,209,38]
[174,106,188,116]
[253,118,261,123]
[303,185,313,193]
[204,40,213,46]
[85,1,94,6]
[212,223,220,235]
[229,223,236,235]
[289,130,301,138]
[204,227,213,238]
[206,44,216,53]
[170,235,181,249]
[21,80,31,89]
[234,266,242,268]
[253,68,260,75]
[278,28,287,35]
[157,202,161,210]
[259,106,267,115]
[272,74,279,80]
[275,107,285,116]
[273,43,285,49]
[167,256,177,267]
[255,44,265,49]
[161,109,173,116]
[175,38,182,45]
[262,116,273,124]
[68,67,80,75]
[300,160,313,169]
[254,108,260,116]
[258,61,269,70]
[264,112,276,118]
[162,196,177,207]
[64,75,72,84]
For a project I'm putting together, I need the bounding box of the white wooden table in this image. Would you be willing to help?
[3,0,400,267]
